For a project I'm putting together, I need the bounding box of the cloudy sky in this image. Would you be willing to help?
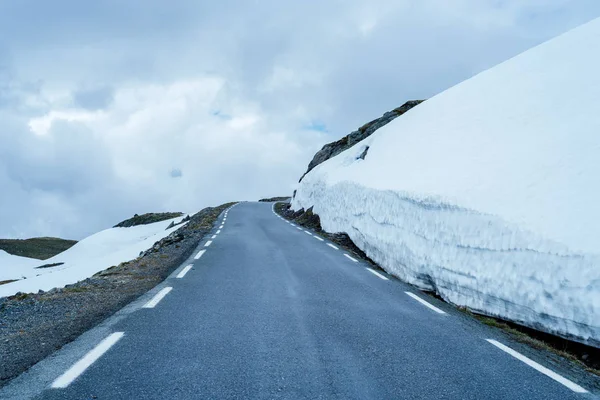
[1,0,599,240]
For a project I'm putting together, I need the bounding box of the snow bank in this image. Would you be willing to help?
[0,216,187,298]
[293,18,600,346]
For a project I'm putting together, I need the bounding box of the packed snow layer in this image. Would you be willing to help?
[0,251,39,281]
[0,217,187,298]
[293,18,600,345]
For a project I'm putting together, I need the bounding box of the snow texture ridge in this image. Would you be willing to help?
[293,18,600,346]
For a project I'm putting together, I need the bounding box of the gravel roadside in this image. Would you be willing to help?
[0,202,235,387]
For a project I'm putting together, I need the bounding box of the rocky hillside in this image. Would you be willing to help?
[0,238,77,260]
[259,196,291,202]
[298,100,424,182]
[114,212,184,228]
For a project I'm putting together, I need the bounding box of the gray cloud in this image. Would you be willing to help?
[73,86,114,110]
[0,1,599,239]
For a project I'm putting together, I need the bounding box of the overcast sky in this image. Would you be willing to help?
[1,1,599,240]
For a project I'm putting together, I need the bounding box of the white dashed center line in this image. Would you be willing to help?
[194,250,206,259]
[366,268,389,280]
[51,332,125,389]
[143,287,173,309]
[344,254,358,262]
[204,240,213,247]
[405,292,446,314]
[485,339,587,393]
[176,265,193,279]
[327,243,339,250]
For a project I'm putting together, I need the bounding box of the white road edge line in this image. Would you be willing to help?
[344,254,358,262]
[304,230,312,236]
[143,287,173,309]
[219,225,224,229]
[327,243,339,250]
[405,292,446,314]
[296,227,302,230]
[176,265,193,279]
[204,240,213,247]
[291,224,297,227]
[211,234,217,239]
[194,249,206,260]
[314,236,324,242]
[366,268,389,281]
[216,230,221,234]
[485,339,587,393]
[51,332,124,389]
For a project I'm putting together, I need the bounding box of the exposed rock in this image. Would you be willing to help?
[298,100,424,183]
[358,146,369,160]
[258,196,291,202]
[34,262,64,269]
[114,212,183,228]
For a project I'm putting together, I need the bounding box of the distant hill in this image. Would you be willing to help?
[114,212,184,228]
[0,237,77,260]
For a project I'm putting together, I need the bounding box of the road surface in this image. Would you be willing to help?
[1,202,595,399]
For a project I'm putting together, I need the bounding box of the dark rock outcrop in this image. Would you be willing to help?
[259,196,291,202]
[114,212,183,228]
[298,100,424,182]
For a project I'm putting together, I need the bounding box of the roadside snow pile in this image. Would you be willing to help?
[0,216,188,298]
[293,18,600,346]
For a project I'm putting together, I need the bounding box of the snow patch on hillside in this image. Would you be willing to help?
[0,216,187,298]
[0,251,38,281]
[293,18,600,345]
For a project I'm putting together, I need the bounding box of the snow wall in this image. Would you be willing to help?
[293,18,600,347]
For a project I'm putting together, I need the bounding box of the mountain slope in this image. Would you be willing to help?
[293,18,600,346]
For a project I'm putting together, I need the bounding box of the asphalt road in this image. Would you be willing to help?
[1,202,596,399]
